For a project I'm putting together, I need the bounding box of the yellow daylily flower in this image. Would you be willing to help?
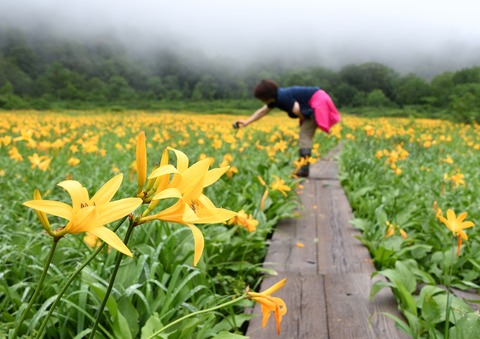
[438,209,475,256]
[385,221,407,239]
[248,278,287,335]
[152,147,236,224]
[23,174,142,257]
[143,147,236,265]
[270,176,291,197]
[140,200,204,266]
[228,210,258,232]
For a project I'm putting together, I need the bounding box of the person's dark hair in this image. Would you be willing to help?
[253,79,278,101]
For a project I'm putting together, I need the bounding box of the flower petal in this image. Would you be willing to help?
[168,147,189,172]
[186,224,204,266]
[203,166,229,188]
[461,221,475,229]
[90,174,123,206]
[33,189,51,231]
[23,200,73,221]
[261,278,287,296]
[457,212,468,223]
[148,164,179,179]
[67,206,97,233]
[58,180,89,210]
[87,227,133,257]
[152,187,183,201]
[96,198,143,225]
[194,207,237,224]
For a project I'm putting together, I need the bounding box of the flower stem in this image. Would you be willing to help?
[88,220,135,339]
[12,237,59,339]
[444,237,456,339]
[145,294,248,339]
[34,216,129,339]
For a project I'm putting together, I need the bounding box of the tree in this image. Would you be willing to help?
[85,77,107,102]
[393,74,430,106]
[449,83,480,123]
[191,73,219,100]
[106,75,136,101]
[430,72,454,107]
[330,82,360,107]
[452,66,480,85]
[366,89,393,107]
[339,62,399,100]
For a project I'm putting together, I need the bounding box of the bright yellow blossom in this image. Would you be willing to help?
[247,278,287,335]
[438,209,475,256]
[228,210,259,232]
[23,174,143,257]
[28,153,51,171]
[270,176,291,197]
[140,147,236,265]
[67,157,80,167]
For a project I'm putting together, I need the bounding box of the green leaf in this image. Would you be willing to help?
[421,294,442,325]
[112,311,133,339]
[381,312,414,337]
[87,282,118,319]
[449,311,480,339]
[212,331,249,339]
[394,261,417,293]
[370,279,393,300]
[212,313,256,333]
[140,312,165,339]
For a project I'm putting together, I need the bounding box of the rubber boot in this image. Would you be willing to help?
[295,148,311,177]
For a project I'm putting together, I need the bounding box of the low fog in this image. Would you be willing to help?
[2,0,480,77]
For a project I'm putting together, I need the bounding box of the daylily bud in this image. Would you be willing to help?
[33,189,55,236]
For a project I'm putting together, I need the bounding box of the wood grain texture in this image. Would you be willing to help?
[246,145,408,338]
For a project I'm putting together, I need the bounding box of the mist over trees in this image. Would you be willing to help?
[1,26,480,122]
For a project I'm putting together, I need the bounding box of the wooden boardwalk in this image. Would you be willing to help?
[246,145,409,339]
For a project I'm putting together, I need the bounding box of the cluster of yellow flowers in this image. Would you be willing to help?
[443,170,466,191]
[385,220,408,239]
[20,130,288,335]
[375,144,409,176]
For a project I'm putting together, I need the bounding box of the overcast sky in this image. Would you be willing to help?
[2,0,480,74]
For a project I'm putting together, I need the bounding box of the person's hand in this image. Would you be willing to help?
[233,120,247,129]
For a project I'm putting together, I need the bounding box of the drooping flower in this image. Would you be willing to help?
[228,210,258,232]
[270,176,291,197]
[23,174,143,257]
[438,209,475,256]
[385,221,407,239]
[247,278,288,335]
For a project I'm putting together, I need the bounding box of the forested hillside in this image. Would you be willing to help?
[1,26,480,121]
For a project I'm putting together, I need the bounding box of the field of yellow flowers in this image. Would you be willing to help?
[2,110,480,338]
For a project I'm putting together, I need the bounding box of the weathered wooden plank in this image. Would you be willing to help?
[324,273,409,339]
[246,274,329,339]
[314,180,374,275]
[309,143,342,180]
[262,183,319,274]
[262,228,319,274]
[246,144,407,339]
[310,158,339,180]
